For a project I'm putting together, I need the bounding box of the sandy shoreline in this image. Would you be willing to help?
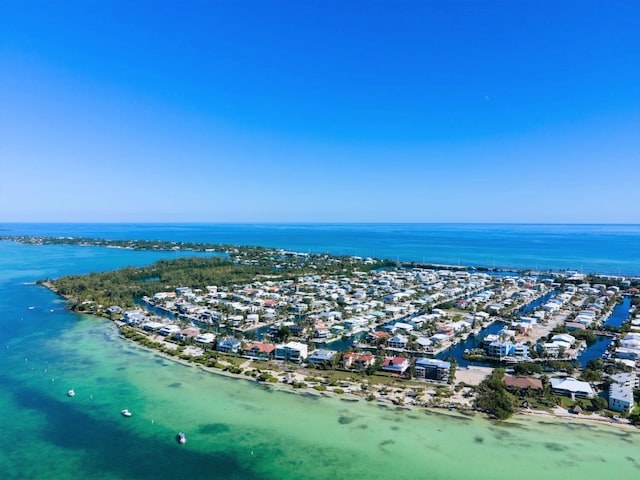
[517,406,636,429]
[108,319,639,432]
[42,276,635,433]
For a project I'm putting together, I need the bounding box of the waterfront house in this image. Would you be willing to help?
[608,383,634,413]
[195,333,216,345]
[613,347,640,361]
[217,337,242,354]
[174,327,200,342]
[342,353,375,369]
[415,337,433,350]
[274,341,308,363]
[158,324,181,337]
[565,321,587,331]
[388,334,408,349]
[312,328,330,339]
[367,331,391,343]
[430,333,449,345]
[106,305,123,315]
[381,356,410,374]
[307,349,336,365]
[551,333,576,347]
[142,321,165,332]
[487,340,514,358]
[243,342,276,360]
[123,310,144,325]
[550,377,594,399]
[504,376,543,392]
[609,373,639,388]
[414,358,450,381]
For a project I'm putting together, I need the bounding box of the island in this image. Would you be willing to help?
[6,235,639,424]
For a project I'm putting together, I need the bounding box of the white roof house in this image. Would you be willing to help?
[158,324,181,336]
[550,377,594,399]
[275,341,308,362]
[551,333,576,346]
[609,383,634,413]
[195,333,216,344]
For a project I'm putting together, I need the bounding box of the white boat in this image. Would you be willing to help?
[176,432,187,444]
[121,409,132,417]
[67,389,75,397]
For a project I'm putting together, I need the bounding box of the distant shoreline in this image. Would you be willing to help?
[5,234,639,278]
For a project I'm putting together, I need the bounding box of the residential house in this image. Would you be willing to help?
[609,383,634,413]
[142,321,164,332]
[414,358,450,381]
[217,337,241,354]
[381,356,410,374]
[307,349,336,365]
[195,333,216,345]
[388,334,408,349]
[342,353,375,369]
[275,341,308,363]
[504,376,543,391]
[550,377,594,399]
[158,324,181,337]
[243,342,276,360]
[123,310,144,325]
[174,327,200,342]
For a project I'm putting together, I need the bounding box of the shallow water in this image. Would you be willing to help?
[1,237,639,479]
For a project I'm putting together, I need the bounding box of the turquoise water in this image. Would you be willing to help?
[1,226,640,479]
[3,223,640,275]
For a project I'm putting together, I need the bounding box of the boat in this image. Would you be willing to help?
[121,409,132,417]
[176,432,187,444]
[67,389,75,397]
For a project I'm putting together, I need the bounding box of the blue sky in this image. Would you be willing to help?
[1,0,638,223]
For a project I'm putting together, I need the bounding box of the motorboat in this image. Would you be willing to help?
[67,389,75,397]
[176,432,187,444]
[121,409,132,417]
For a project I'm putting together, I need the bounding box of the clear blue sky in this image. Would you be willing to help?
[1,0,638,223]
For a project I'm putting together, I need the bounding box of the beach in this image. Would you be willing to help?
[2,226,640,479]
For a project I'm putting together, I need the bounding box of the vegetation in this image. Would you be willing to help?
[475,369,515,420]
[513,362,543,375]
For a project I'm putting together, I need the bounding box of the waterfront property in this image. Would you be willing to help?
[550,378,595,399]
[243,342,276,359]
[307,349,336,365]
[608,383,634,413]
[381,356,410,374]
[414,358,450,381]
[503,376,543,392]
[217,337,242,354]
[24,234,640,425]
[342,352,375,370]
[275,341,308,362]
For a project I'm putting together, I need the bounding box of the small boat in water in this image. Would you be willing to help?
[121,409,132,417]
[67,389,75,397]
[176,432,187,444]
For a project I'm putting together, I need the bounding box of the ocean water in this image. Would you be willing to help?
[2,223,640,275]
[1,226,640,479]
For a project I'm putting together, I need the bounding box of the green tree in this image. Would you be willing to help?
[475,368,515,420]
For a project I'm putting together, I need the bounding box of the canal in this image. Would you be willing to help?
[435,320,506,367]
[516,290,556,316]
[603,296,632,328]
[577,335,613,368]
